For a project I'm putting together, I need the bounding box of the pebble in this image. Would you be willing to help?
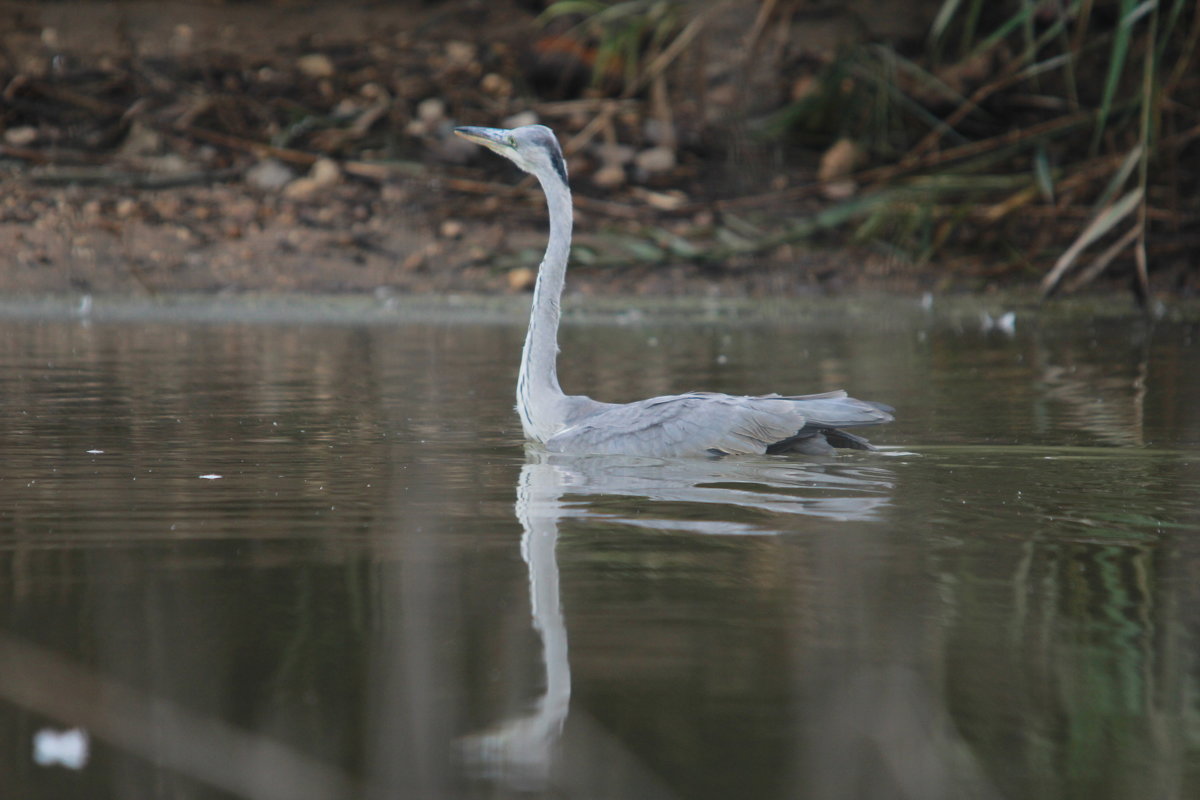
[417,97,446,123]
[634,146,676,175]
[480,73,513,97]
[309,158,341,187]
[360,81,389,101]
[640,189,687,211]
[245,159,295,191]
[507,266,536,292]
[502,111,540,129]
[593,163,626,188]
[117,121,163,157]
[4,126,38,147]
[445,41,476,66]
[821,180,857,200]
[594,143,634,165]
[817,138,863,182]
[282,177,320,199]
[296,53,335,79]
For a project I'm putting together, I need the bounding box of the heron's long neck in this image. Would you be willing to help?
[517,171,572,441]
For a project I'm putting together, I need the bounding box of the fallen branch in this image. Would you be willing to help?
[27,166,242,189]
[0,144,109,166]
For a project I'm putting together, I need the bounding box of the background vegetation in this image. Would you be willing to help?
[0,0,1196,300]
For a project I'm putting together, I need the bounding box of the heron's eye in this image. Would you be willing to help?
[507,136,517,147]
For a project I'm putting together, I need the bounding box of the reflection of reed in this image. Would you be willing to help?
[934,529,1199,799]
[1037,361,1147,446]
[1029,325,1163,447]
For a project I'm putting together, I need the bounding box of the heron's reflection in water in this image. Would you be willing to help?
[459,449,896,790]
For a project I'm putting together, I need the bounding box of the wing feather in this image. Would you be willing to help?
[545,392,809,457]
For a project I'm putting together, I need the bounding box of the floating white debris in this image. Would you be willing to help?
[33,727,89,769]
[86,449,104,455]
[198,474,223,480]
[980,311,1017,335]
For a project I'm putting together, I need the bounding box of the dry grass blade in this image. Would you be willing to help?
[1064,224,1141,292]
[929,0,968,46]
[1093,144,1144,210]
[622,0,729,98]
[1090,0,1140,153]
[1040,187,1144,296]
[882,111,1092,185]
[980,183,1042,223]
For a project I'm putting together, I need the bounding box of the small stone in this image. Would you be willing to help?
[634,146,676,175]
[4,126,37,147]
[593,163,626,188]
[439,219,464,239]
[360,81,390,101]
[170,24,194,53]
[817,138,864,199]
[296,53,335,79]
[791,74,819,101]
[821,179,858,200]
[817,138,863,182]
[641,189,687,211]
[594,143,635,165]
[445,41,477,66]
[480,73,513,97]
[417,97,446,124]
[309,158,340,187]
[507,266,536,292]
[282,177,320,199]
[245,159,296,191]
[502,111,539,129]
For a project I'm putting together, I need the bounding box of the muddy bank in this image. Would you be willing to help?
[1,0,1195,299]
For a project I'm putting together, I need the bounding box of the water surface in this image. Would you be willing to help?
[0,296,1197,799]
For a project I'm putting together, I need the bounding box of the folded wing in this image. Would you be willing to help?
[545,390,891,457]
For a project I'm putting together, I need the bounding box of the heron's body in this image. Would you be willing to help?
[455,124,893,457]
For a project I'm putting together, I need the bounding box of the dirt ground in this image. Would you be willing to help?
[0,0,1172,299]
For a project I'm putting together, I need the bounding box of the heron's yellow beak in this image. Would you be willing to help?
[453,126,514,157]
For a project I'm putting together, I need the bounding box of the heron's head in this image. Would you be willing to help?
[454,124,568,187]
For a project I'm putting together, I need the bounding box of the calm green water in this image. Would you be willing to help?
[0,296,1197,800]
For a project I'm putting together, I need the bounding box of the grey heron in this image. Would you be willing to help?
[454,124,893,457]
